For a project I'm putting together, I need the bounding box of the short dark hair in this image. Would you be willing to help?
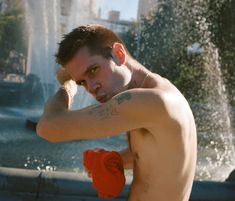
[55,24,127,66]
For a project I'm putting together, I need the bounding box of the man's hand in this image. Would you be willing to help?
[83,148,126,199]
[85,166,92,178]
[56,67,77,107]
[83,148,106,178]
[119,148,134,169]
[56,67,72,85]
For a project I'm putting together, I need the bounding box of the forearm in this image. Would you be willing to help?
[37,88,70,139]
[37,80,77,141]
[42,80,77,118]
[119,148,133,169]
[43,88,69,117]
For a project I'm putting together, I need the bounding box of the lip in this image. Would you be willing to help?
[96,96,106,103]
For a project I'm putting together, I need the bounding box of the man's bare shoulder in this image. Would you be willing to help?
[112,88,168,114]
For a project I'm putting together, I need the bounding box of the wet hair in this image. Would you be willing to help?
[55,24,128,66]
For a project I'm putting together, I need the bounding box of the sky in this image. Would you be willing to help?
[96,0,139,21]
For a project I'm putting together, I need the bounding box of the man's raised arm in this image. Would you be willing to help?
[37,88,167,143]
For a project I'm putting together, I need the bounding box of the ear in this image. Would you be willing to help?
[111,42,126,66]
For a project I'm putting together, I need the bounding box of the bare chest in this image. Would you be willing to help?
[127,128,156,165]
[127,128,150,150]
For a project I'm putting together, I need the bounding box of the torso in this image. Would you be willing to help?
[127,74,197,201]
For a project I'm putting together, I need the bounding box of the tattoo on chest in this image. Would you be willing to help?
[88,104,119,120]
[115,92,132,104]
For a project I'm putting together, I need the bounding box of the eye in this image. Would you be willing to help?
[89,66,99,75]
[76,80,86,86]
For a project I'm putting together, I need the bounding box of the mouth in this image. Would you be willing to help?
[96,95,107,103]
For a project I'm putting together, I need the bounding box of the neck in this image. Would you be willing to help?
[125,57,151,89]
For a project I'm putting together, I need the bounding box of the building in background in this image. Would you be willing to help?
[60,0,132,35]
[137,0,159,19]
[60,0,72,34]
[108,10,120,21]
[92,9,131,34]
[59,0,97,35]
[93,18,131,34]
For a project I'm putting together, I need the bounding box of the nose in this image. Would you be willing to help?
[86,79,100,94]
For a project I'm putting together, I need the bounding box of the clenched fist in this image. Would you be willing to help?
[56,67,72,85]
[57,67,77,107]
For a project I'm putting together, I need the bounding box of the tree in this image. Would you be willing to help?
[122,0,234,105]
[0,8,27,74]
[122,0,206,102]
[207,0,235,105]
[121,1,235,176]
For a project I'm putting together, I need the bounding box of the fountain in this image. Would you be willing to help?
[24,0,59,103]
[125,0,235,181]
[24,0,96,109]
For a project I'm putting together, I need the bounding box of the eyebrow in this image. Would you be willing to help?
[83,63,98,76]
[75,63,98,84]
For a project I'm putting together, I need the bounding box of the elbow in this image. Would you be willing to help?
[36,119,59,143]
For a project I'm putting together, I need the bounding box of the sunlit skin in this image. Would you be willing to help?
[65,46,132,103]
[37,42,197,201]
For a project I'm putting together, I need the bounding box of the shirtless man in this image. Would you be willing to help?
[37,24,197,201]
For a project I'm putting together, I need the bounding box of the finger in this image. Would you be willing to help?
[88,172,92,178]
[85,167,92,178]
[56,67,72,85]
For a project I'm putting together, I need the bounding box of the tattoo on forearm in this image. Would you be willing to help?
[88,104,119,120]
[115,92,131,105]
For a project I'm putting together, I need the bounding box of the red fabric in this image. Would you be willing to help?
[83,149,126,199]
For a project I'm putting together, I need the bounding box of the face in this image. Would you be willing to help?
[66,46,131,103]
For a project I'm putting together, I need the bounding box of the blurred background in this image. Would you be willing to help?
[0,0,234,182]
